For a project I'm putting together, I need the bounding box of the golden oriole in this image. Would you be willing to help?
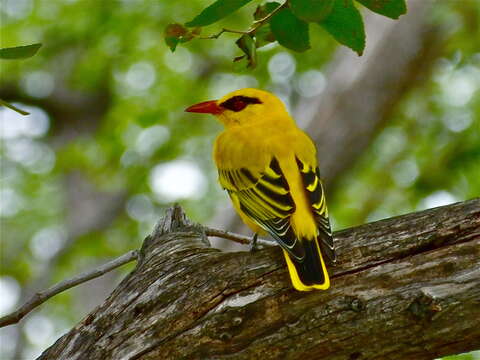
[186,88,335,291]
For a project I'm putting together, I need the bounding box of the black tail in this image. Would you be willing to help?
[283,237,330,291]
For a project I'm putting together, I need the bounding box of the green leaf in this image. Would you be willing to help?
[252,2,278,48]
[165,23,186,51]
[0,99,30,115]
[186,0,254,27]
[165,37,180,52]
[319,0,365,55]
[356,0,406,19]
[0,43,42,60]
[164,23,200,52]
[270,7,310,52]
[254,24,276,48]
[253,1,280,20]
[290,0,334,22]
[235,34,257,68]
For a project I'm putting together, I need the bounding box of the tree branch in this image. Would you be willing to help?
[38,199,480,360]
[0,98,30,115]
[1,77,116,358]
[200,1,287,39]
[204,226,273,247]
[0,250,139,328]
[0,226,271,328]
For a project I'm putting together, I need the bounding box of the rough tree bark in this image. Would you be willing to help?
[40,198,480,360]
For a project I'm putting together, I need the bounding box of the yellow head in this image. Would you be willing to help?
[185,88,292,128]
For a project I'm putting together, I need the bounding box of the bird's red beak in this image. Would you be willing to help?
[185,100,223,115]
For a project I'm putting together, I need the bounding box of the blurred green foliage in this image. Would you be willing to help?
[0,0,478,359]
[0,43,42,115]
[330,2,480,228]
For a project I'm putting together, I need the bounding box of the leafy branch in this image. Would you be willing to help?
[0,43,42,116]
[165,0,407,68]
[200,0,288,39]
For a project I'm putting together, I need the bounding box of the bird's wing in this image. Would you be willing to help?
[295,157,336,264]
[218,157,305,260]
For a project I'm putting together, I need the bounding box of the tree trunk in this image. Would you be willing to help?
[38,198,480,359]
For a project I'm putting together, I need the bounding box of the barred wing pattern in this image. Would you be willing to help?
[295,157,336,264]
[218,158,306,261]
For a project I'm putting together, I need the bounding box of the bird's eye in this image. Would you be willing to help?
[232,100,246,111]
[220,96,262,112]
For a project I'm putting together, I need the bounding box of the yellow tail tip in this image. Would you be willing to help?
[283,249,331,291]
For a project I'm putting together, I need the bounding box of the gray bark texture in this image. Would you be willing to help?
[39,198,480,360]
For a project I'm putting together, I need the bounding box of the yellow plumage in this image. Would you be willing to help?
[186,88,335,291]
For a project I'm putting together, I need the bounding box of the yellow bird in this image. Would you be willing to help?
[186,88,335,291]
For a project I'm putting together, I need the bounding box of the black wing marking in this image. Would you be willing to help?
[220,158,305,260]
[296,157,336,264]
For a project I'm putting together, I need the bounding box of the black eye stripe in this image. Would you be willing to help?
[220,96,262,112]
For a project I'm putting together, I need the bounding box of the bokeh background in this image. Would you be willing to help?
[1,0,479,358]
